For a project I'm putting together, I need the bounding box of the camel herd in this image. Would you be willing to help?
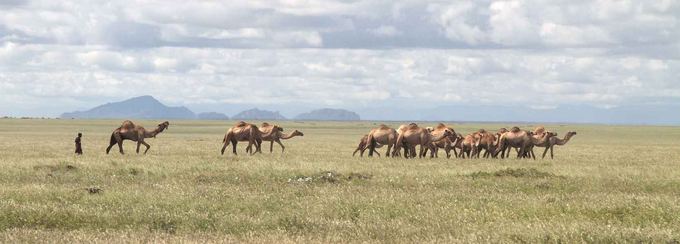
[103,120,576,159]
[104,120,304,155]
[355,123,577,159]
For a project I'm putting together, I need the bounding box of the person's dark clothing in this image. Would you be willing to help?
[75,136,83,155]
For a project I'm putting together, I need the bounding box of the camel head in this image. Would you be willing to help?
[292,130,304,137]
[157,121,169,132]
[567,131,577,136]
[426,127,434,133]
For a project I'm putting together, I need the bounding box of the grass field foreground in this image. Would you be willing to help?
[1,119,679,243]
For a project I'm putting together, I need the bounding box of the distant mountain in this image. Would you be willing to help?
[232,108,287,120]
[197,112,229,120]
[295,108,360,121]
[60,95,196,119]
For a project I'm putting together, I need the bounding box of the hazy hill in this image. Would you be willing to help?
[60,96,196,119]
[197,112,229,120]
[232,108,287,120]
[294,108,360,121]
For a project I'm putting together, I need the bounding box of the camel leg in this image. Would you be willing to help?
[270,141,274,153]
[106,142,114,154]
[246,140,255,155]
[221,141,229,155]
[117,140,124,155]
[541,147,549,159]
[141,141,151,154]
[232,140,238,155]
[275,139,285,153]
[550,146,554,159]
[386,144,392,158]
[136,141,141,154]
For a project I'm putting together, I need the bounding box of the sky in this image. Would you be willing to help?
[0,0,679,123]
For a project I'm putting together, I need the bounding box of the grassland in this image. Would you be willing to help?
[0,118,679,243]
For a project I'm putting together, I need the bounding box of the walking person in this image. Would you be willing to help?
[75,133,83,155]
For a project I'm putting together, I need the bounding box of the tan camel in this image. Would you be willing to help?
[495,127,533,159]
[106,120,169,155]
[220,121,262,155]
[522,131,557,159]
[473,129,498,158]
[392,123,418,157]
[256,123,304,153]
[541,131,577,159]
[425,123,458,158]
[394,124,452,158]
[458,133,481,158]
[353,134,383,157]
[366,124,398,157]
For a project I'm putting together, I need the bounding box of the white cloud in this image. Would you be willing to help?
[0,0,678,118]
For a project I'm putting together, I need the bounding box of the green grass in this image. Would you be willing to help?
[1,118,679,243]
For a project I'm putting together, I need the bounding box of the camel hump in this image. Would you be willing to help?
[261,122,270,127]
[435,123,447,129]
[477,129,486,134]
[378,124,389,129]
[533,126,545,134]
[235,121,248,127]
[407,123,418,129]
[510,127,521,133]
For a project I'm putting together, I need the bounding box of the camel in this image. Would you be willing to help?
[472,129,498,158]
[457,133,481,159]
[220,121,262,155]
[366,124,398,157]
[353,134,383,157]
[495,127,533,159]
[392,123,418,157]
[425,123,458,158]
[256,123,304,153]
[541,131,577,159]
[106,120,169,155]
[522,131,557,160]
[394,124,452,158]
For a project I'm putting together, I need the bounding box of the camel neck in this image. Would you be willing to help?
[281,132,299,140]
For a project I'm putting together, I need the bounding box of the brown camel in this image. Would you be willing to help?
[221,121,262,155]
[392,123,418,157]
[541,131,577,159]
[457,133,481,159]
[394,124,452,158]
[472,129,498,158]
[522,131,557,160]
[353,134,383,157]
[425,123,458,158]
[366,124,398,157]
[256,123,304,153]
[495,127,533,159]
[106,120,169,155]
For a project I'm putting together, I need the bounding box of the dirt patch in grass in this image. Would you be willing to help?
[468,168,560,179]
[288,171,372,184]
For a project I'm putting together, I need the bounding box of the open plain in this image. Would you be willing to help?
[0,119,679,243]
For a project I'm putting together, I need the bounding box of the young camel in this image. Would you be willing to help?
[541,131,577,159]
[221,121,262,156]
[106,120,169,155]
[256,123,304,153]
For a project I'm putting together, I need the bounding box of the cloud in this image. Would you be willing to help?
[0,0,678,120]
